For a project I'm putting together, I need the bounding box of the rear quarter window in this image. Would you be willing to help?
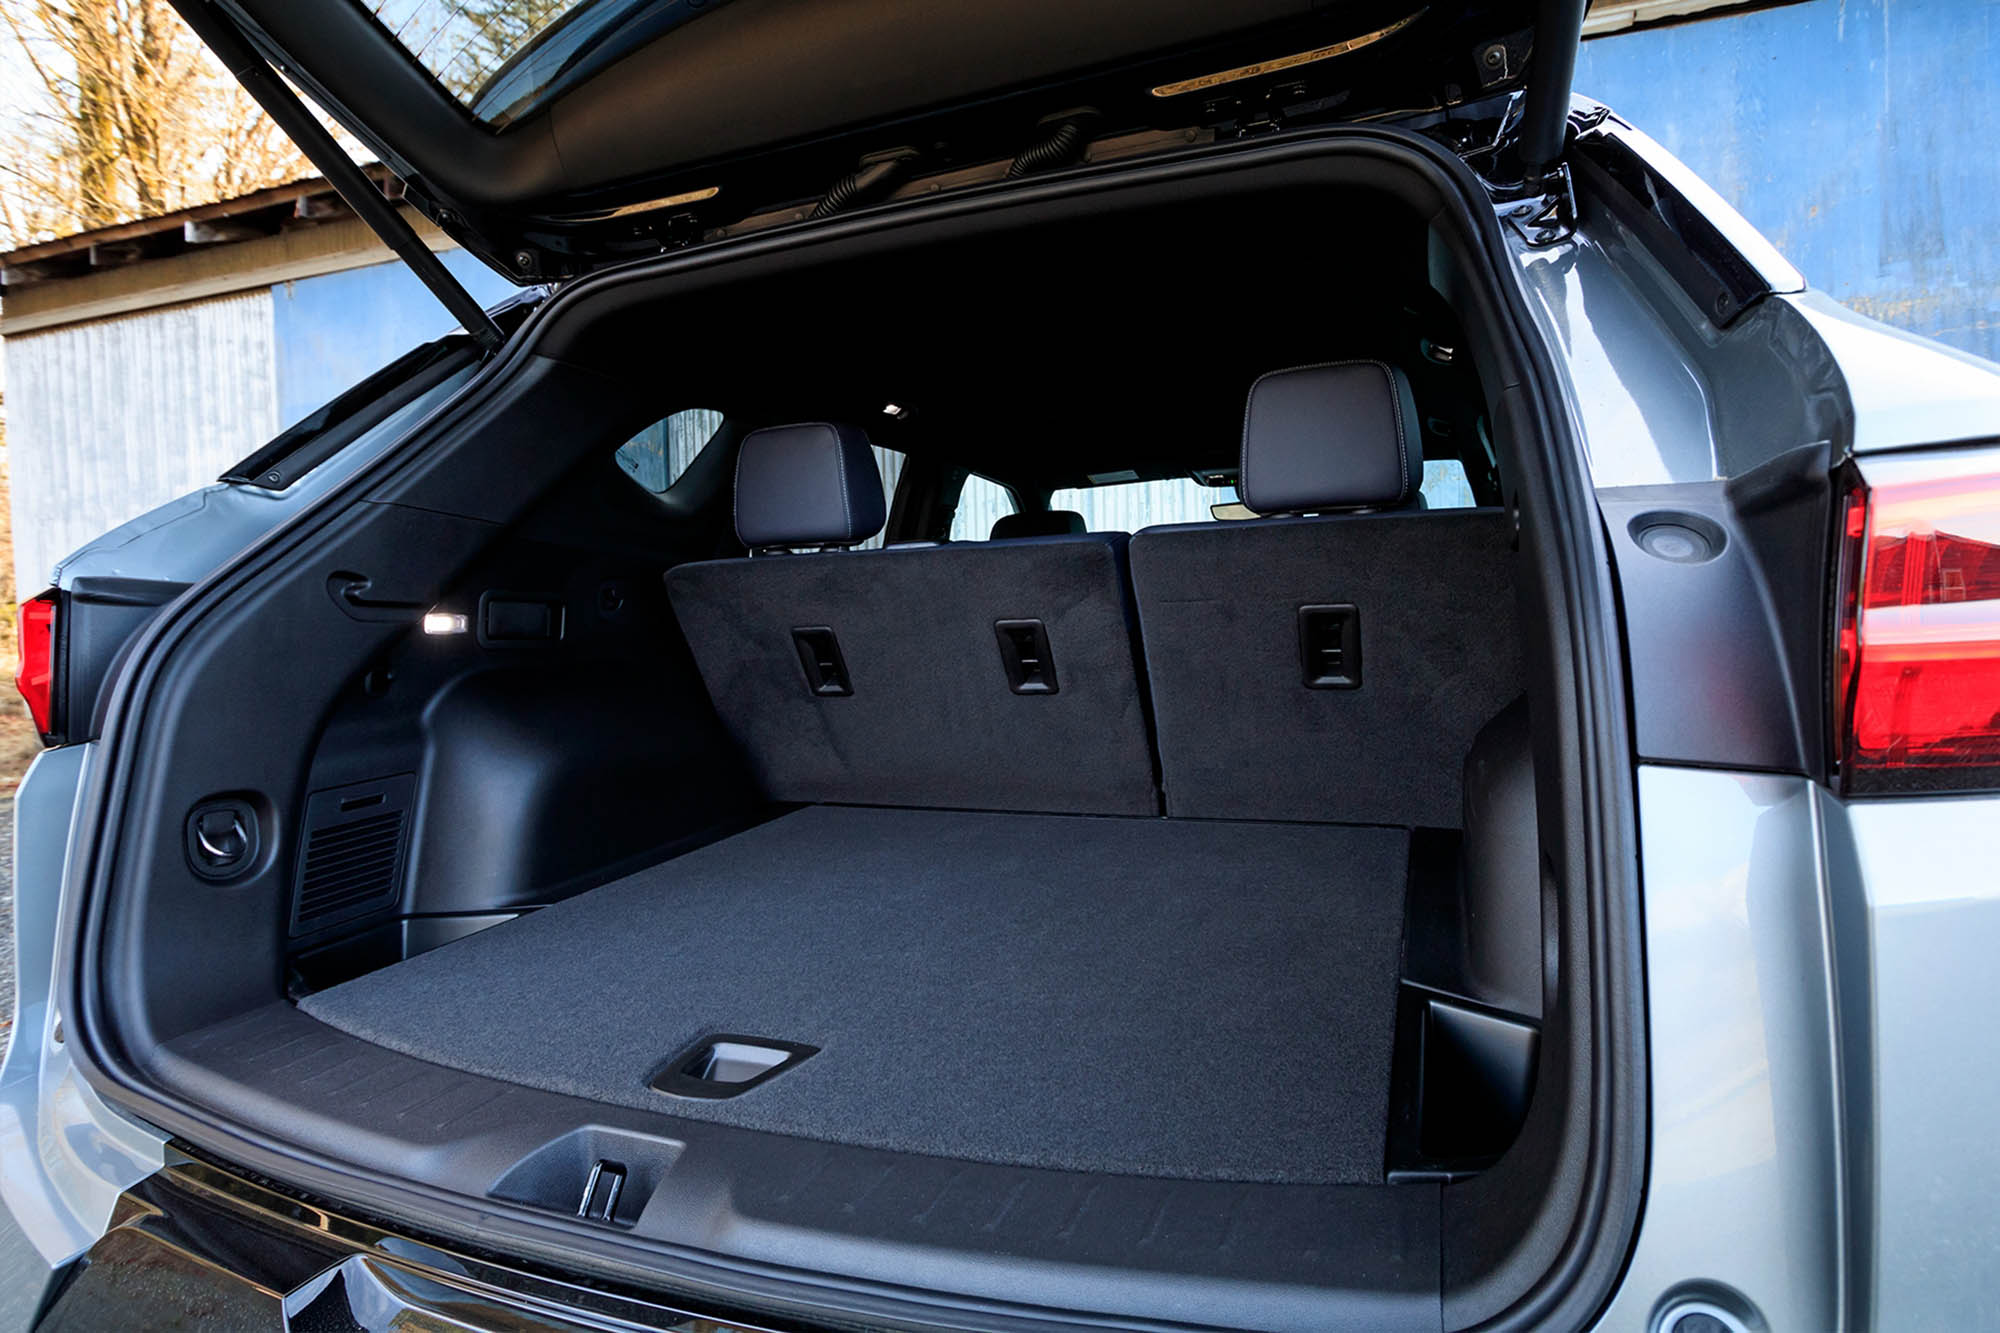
[950,473,1017,541]
[614,408,726,492]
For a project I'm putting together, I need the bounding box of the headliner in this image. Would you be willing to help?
[590,186,1489,493]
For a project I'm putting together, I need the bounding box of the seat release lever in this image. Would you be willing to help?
[1299,604,1362,689]
[793,626,853,696]
[995,619,1059,695]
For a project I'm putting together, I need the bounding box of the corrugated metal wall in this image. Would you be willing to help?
[7,289,278,590]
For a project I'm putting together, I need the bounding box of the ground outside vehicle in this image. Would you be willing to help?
[5,0,2000,1329]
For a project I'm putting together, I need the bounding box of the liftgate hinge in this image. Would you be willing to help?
[1503,162,1577,247]
[1503,103,1610,247]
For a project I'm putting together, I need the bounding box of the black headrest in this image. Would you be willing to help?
[1239,362,1423,516]
[991,509,1087,540]
[734,422,886,549]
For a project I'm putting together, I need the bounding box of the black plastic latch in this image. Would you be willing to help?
[1299,604,1362,689]
[995,619,1058,695]
[578,1160,626,1223]
[792,627,852,696]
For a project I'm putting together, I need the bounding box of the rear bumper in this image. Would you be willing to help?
[1594,766,2000,1331]
[32,1154,785,1332]
[0,745,164,1331]
[3,748,740,1333]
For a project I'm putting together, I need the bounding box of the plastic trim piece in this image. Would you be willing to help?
[648,1036,819,1099]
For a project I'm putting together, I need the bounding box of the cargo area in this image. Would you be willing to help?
[76,142,1636,1332]
[300,806,1411,1185]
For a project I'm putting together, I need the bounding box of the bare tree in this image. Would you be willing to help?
[0,0,308,247]
[367,0,575,100]
[0,0,579,249]
[438,0,573,97]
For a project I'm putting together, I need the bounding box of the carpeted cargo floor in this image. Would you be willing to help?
[301,805,1408,1184]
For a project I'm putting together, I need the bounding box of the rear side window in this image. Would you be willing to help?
[623,420,905,546]
[1420,460,1478,509]
[856,446,908,550]
[950,473,1017,541]
[614,408,725,493]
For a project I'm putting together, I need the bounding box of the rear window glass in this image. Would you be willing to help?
[614,408,724,493]
[362,0,712,127]
[1051,460,1480,530]
[1050,478,1240,530]
[364,1,582,105]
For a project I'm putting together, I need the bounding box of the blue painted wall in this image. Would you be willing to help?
[1576,0,2000,362]
[270,247,517,426]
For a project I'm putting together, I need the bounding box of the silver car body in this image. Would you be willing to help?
[5,103,1999,1331]
[1515,110,2000,1333]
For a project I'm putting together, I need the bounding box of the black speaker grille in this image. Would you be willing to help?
[297,811,403,923]
[291,774,414,935]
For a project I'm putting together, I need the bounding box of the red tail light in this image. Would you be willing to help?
[1834,453,2000,791]
[16,591,59,739]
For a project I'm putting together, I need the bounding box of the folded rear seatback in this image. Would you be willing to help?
[1130,361,1523,826]
[1131,509,1518,825]
[667,422,1158,816]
